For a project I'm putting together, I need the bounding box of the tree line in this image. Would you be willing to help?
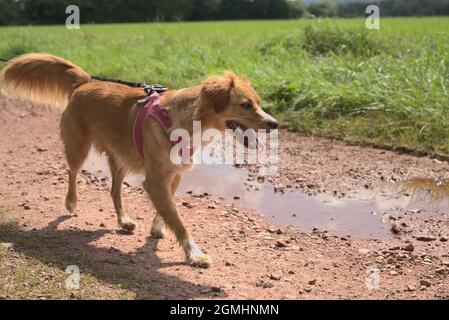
[309,0,449,18]
[0,0,448,26]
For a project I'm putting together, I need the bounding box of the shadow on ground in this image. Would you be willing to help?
[0,215,225,299]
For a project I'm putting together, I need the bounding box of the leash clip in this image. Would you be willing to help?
[140,82,168,95]
[138,83,168,103]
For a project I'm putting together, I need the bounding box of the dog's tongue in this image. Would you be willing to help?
[235,128,263,150]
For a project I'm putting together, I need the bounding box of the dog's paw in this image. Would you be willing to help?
[188,254,212,269]
[65,196,77,213]
[118,216,137,232]
[150,227,166,239]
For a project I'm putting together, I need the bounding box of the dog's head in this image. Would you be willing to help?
[201,72,278,140]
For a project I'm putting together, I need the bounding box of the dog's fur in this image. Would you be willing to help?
[0,53,278,267]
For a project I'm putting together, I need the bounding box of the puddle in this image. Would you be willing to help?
[83,149,449,240]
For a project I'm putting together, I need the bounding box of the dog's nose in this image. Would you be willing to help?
[267,119,279,130]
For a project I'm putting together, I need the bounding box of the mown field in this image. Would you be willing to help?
[1,18,449,155]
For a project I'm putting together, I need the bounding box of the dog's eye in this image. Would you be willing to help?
[241,101,252,109]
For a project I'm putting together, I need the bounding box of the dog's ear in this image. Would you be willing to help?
[201,72,236,113]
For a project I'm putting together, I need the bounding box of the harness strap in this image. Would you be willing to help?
[133,91,172,159]
[133,91,194,161]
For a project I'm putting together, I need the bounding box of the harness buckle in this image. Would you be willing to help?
[140,82,168,95]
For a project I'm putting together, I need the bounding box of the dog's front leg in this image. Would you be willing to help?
[150,174,181,239]
[144,173,211,268]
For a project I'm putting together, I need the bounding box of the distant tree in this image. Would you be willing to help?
[188,0,220,20]
[267,0,290,18]
[250,0,270,19]
[218,0,251,20]
[307,1,338,17]
[288,0,306,18]
[0,0,25,25]
[0,0,448,26]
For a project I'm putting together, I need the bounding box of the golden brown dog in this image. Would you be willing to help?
[0,53,278,267]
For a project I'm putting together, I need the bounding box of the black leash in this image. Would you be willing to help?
[90,75,168,94]
[0,56,168,94]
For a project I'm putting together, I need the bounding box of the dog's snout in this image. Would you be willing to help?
[267,119,279,130]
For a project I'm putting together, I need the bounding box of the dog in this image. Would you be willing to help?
[0,53,278,267]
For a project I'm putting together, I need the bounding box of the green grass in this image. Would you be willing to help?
[1,18,449,155]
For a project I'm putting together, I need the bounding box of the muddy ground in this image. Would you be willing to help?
[0,96,448,300]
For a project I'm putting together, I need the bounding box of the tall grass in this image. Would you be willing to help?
[0,18,448,155]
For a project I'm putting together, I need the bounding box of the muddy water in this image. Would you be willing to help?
[83,150,449,240]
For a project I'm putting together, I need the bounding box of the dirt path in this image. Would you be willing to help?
[0,97,448,300]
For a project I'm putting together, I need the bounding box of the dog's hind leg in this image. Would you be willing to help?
[150,174,181,239]
[108,155,136,232]
[61,124,91,213]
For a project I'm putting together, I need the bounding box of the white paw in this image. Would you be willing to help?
[118,216,137,231]
[188,254,212,268]
[183,239,212,268]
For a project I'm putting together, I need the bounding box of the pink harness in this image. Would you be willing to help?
[133,91,171,159]
[133,90,194,160]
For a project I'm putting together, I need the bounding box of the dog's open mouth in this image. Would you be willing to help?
[226,120,247,131]
[226,120,263,150]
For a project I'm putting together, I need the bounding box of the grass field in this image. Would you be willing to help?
[1,18,449,156]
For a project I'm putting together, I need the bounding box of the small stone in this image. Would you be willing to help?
[270,274,281,281]
[440,237,448,242]
[262,282,274,289]
[183,203,193,209]
[308,279,317,285]
[208,205,216,209]
[211,287,221,293]
[99,223,106,227]
[225,262,232,267]
[391,223,401,234]
[389,271,398,276]
[275,229,283,235]
[275,241,287,248]
[406,285,416,292]
[403,243,415,252]
[233,196,241,200]
[415,236,437,242]
[435,268,447,275]
[19,202,31,210]
[358,248,370,255]
[420,279,431,287]
[304,286,312,292]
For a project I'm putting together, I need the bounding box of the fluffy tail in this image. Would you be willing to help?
[0,53,91,109]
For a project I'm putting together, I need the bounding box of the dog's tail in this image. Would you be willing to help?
[0,53,91,110]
